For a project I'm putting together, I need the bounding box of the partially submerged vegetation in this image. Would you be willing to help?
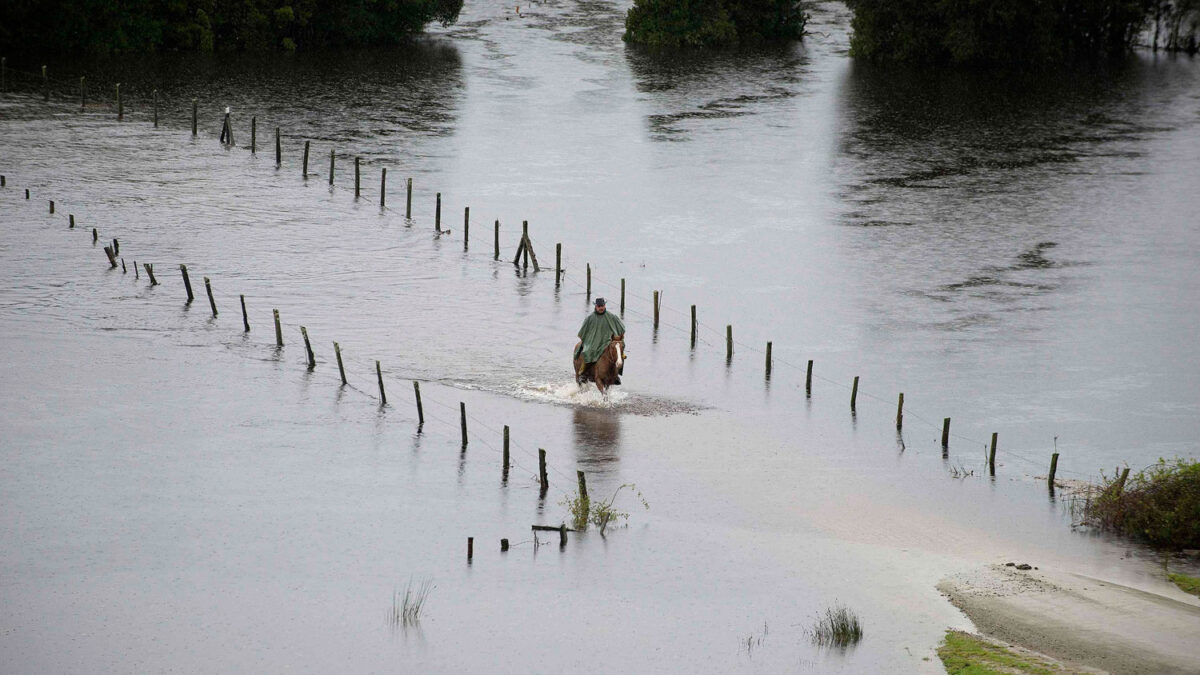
[562,483,649,534]
[390,578,434,627]
[0,0,463,54]
[623,0,807,48]
[937,630,1087,674]
[844,0,1192,64]
[1079,458,1200,550]
[808,603,863,649]
[1169,572,1200,597]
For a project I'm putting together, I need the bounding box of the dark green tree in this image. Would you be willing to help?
[623,0,807,47]
[845,0,1156,64]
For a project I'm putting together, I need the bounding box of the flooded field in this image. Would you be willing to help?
[2,0,1199,671]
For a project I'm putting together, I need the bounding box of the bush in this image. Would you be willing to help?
[844,0,1154,64]
[1084,458,1200,550]
[624,0,807,47]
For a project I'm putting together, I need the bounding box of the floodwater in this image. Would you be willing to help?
[2,0,1199,672]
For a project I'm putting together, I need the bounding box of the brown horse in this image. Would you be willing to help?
[573,337,625,394]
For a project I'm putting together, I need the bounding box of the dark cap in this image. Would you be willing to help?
[594,297,606,306]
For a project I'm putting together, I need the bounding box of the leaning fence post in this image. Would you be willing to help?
[806,359,813,396]
[180,265,194,302]
[577,471,589,511]
[896,393,904,430]
[1048,452,1059,489]
[334,342,346,384]
[300,327,315,368]
[850,376,859,411]
[273,309,283,347]
[204,276,217,317]
[376,360,386,405]
[302,141,310,178]
[240,294,250,332]
[413,381,424,425]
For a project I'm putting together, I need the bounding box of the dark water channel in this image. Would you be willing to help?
[2,0,1199,671]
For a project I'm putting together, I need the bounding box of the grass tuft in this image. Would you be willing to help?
[808,603,863,648]
[390,578,434,627]
[561,483,649,534]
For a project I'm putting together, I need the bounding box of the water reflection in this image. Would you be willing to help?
[624,44,810,141]
[572,406,621,466]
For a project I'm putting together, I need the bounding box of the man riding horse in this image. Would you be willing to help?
[574,297,625,391]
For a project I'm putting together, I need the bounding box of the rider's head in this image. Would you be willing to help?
[594,298,606,313]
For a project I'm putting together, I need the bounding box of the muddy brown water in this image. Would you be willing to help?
[2,1,1199,671]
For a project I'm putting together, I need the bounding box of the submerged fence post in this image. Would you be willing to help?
[464,207,469,248]
[334,342,346,384]
[726,325,733,360]
[49,200,54,214]
[92,227,98,242]
[68,214,74,228]
[302,141,309,178]
[578,471,589,512]
[460,402,468,447]
[354,157,360,198]
[204,276,217,317]
[806,359,813,397]
[1048,453,1059,489]
[406,178,412,218]
[143,263,158,285]
[275,127,281,166]
[251,117,256,154]
[413,381,424,425]
[240,294,250,332]
[494,220,500,260]
[555,244,562,287]
[192,98,197,136]
[538,449,548,493]
[435,193,441,233]
[300,327,315,368]
[586,264,591,301]
[103,246,118,268]
[180,265,194,302]
[850,376,859,412]
[376,360,386,405]
[380,168,387,207]
[274,309,283,347]
[765,342,772,378]
[328,149,335,186]
[467,537,473,561]
[896,393,904,430]
[112,238,119,255]
[620,279,626,315]
[653,291,660,330]
[989,432,997,475]
[690,305,697,348]
[942,418,951,449]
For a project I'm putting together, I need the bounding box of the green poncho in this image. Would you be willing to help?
[577,311,626,363]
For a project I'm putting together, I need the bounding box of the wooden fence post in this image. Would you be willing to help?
[464,207,469,248]
[942,418,951,449]
[690,305,697,348]
[460,402,468,447]
[896,393,904,430]
[180,265,194,302]
[539,449,548,492]
[354,157,360,198]
[300,327,315,368]
[251,117,256,154]
[494,220,500,260]
[275,127,281,166]
[302,141,309,178]
[380,168,387,207]
[435,193,442,232]
[406,178,412,218]
[653,291,660,329]
[376,360,386,405]
[273,309,283,347]
[851,376,859,411]
[1048,453,1059,489]
[765,342,772,378]
[204,276,217,317]
[726,325,733,360]
[503,425,510,473]
[413,381,424,424]
[334,342,346,384]
[989,432,997,475]
[240,294,250,332]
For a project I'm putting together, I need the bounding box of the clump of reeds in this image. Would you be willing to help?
[1082,458,1200,550]
[390,578,434,627]
[809,603,863,648]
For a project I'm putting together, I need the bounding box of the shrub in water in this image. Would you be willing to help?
[1085,458,1200,550]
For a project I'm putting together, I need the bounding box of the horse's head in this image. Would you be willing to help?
[611,338,624,370]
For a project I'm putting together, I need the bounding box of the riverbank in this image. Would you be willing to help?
[938,564,1200,673]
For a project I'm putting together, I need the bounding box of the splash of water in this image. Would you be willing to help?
[515,379,630,408]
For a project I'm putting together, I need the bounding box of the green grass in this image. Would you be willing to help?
[938,630,1094,674]
[1169,573,1200,597]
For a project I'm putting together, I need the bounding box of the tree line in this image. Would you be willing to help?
[0,0,463,54]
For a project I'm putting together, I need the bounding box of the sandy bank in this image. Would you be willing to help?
[938,565,1200,674]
